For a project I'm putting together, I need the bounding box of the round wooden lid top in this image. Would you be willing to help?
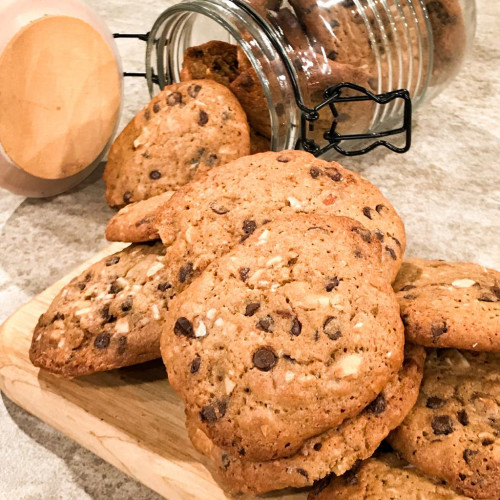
[0,15,121,179]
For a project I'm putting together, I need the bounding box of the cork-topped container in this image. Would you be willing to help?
[0,0,122,197]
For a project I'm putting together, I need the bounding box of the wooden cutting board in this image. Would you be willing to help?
[0,245,306,500]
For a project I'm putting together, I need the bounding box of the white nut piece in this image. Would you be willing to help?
[115,317,130,334]
[195,320,207,338]
[452,278,476,288]
[151,304,160,320]
[333,354,363,378]
[147,262,165,277]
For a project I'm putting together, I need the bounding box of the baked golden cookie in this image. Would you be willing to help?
[161,215,405,462]
[189,344,424,495]
[389,349,500,499]
[30,242,176,377]
[103,80,250,207]
[394,258,500,351]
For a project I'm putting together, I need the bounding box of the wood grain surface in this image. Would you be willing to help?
[0,245,306,500]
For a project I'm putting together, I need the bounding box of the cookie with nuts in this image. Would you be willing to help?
[308,451,472,500]
[105,191,174,243]
[188,344,424,495]
[103,79,250,207]
[156,150,406,284]
[394,258,500,351]
[161,214,405,463]
[30,242,177,377]
[388,349,500,499]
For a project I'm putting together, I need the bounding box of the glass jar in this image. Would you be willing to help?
[146,0,476,156]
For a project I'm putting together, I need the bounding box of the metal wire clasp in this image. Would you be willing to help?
[297,83,412,157]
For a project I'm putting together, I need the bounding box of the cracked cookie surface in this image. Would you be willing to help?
[161,215,405,462]
[103,79,250,207]
[394,258,500,351]
[30,242,176,377]
[388,349,500,499]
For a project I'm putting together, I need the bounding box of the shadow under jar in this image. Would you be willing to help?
[147,0,476,157]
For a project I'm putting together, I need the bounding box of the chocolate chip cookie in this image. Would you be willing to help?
[188,344,424,495]
[394,259,500,351]
[180,41,241,87]
[30,242,176,377]
[103,80,250,207]
[309,452,471,500]
[156,151,406,283]
[105,191,174,243]
[388,349,500,499]
[161,214,405,463]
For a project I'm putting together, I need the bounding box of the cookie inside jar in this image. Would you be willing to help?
[149,0,474,156]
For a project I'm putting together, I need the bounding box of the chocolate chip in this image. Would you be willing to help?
[192,49,203,58]
[51,312,65,323]
[257,315,274,332]
[121,297,133,312]
[313,442,322,451]
[342,0,355,7]
[463,448,478,464]
[174,317,194,337]
[482,438,494,446]
[392,237,402,248]
[239,267,250,282]
[459,473,466,481]
[205,153,218,167]
[147,170,161,180]
[153,102,161,113]
[330,19,340,28]
[404,294,417,300]
[354,249,363,259]
[296,468,309,480]
[167,92,183,106]
[179,263,194,283]
[326,276,340,292]
[352,226,372,243]
[431,321,448,340]
[290,317,302,336]
[209,201,229,215]
[109,281,123,295]
[366,394,387,414]
[426,396,446,409]
[190,354,201,374]
[198,110,209,126]
[277,155,290,163]
[323,317,342,340]
[200,399,227,422]
[457,409,469,426]
[105,256,120,266]
[253,347,278,371]
[158,282,172,292]
[385,246,397,260]
[362,207,373,219]
[325,167,343,181]
[144,109,151,120]
[117,336,127,355]
[123,191,132,204]
[240,74,254,90]
[375,229,384,242]
[375,204,386,214]
[401,285,416,291]
[94,333,111,349]
[310,167,321,178]
[221,454,230,470]
[327,50,338,60]
[245,302,261,317]
[431,415,454,435]
[238,447,246,456]
[188,84,201,98]
[241,220,257,241]
[77,282,86,291]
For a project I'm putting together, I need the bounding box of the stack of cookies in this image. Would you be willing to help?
[29,60,498,498]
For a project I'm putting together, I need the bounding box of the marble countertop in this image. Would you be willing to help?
[0,0,499,498]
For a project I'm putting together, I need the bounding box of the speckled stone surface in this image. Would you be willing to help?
[0,0,499,498]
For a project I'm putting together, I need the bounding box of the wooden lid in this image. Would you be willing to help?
[0,15,121,179]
